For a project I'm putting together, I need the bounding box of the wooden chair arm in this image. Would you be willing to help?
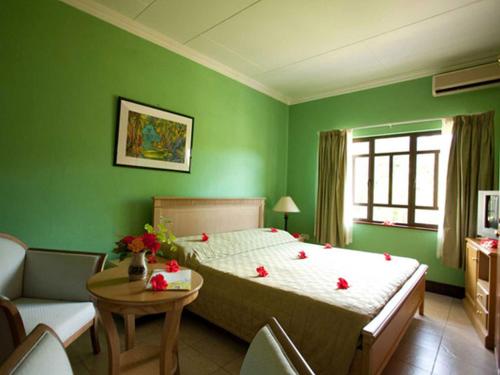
[0,324,67,374]
[0,296,26,346]
[267,317,315,375]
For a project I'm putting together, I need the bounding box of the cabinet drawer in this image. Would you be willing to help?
[475,303,488,331]
[476,290,489,312]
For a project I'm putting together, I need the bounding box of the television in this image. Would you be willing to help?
[477,190,500,238]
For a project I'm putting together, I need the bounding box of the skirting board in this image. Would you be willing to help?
[425,280,465,299]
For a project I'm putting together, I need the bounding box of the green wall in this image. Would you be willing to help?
[2,1,500,286]
[288,79,500,286]
[0,1,288,253]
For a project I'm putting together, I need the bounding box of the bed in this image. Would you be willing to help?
[153,197,427,375]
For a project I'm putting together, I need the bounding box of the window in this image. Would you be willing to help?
[352,131,441,229]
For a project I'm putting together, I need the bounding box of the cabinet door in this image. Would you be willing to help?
[465,244,478,303]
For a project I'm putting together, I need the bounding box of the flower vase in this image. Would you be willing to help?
[128,252,147,281]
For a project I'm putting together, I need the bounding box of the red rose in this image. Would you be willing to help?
[165,260,180,273]
[151,274,168,291]
[150,242,161,254]
[270,228,278,233]
[292,232,301,238]
[122,235,134,244]
[142,233,157,248]
[337,277,349,289]
[147,254,157,264]
[384,252,392,261]
[298,250,307,259]
[324,243,333,249]
[201,232,209,242]
[256,266,268,277]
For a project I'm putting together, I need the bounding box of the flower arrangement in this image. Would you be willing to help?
[113,222,177,261]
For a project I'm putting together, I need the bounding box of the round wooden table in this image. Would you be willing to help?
[87,263,203,375]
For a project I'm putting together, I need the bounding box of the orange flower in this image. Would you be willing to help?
[128,237,145,253]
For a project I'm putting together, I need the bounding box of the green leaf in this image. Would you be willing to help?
[144,223,154,234]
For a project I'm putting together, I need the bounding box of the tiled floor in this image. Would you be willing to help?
[67,292,496,374]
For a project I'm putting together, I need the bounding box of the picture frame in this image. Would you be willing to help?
[115,97,194,173]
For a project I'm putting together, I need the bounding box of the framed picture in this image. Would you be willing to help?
[115,97,194,172]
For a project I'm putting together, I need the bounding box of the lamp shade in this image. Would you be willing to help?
[273,196,300,213]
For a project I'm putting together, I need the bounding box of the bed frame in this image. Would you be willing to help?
[153,196,427,375]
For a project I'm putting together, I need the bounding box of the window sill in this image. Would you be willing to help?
[353,220,438,232]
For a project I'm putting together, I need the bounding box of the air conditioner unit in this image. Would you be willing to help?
[432,61,500,97]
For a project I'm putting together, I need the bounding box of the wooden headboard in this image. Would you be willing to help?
[152,197,266,237]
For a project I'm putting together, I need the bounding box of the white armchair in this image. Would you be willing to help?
[0,233,107,364]
[0,324,73,375]
[241,317,315,375]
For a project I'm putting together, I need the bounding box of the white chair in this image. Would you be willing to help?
[241,317,315,375]
[0,233,106,364]
[0,324,73,375]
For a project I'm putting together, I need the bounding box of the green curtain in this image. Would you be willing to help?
[440,111,495,269]
[315,130,347,246]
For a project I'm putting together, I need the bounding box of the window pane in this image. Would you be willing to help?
[353,205,368,220]
[352,141,369,155]
[375,136,409,153]
[354,157,369,203]
[374,156,389,204]
[417,135,441,151]
[415,209,440,225]
[373,206,408,224]
[416,153,435,206]
[392,155,409,205]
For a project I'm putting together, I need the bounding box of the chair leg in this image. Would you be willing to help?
[90,317,100,354]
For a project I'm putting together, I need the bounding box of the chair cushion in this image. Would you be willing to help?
[23,250,100,302]
[9,330,73,375]
[240,325,298,375]
[14,298,95,343]
[0,237,26,299]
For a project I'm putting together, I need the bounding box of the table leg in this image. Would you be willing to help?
[160,306,183,375]
[98,308,121,375]
[124,313,135,350]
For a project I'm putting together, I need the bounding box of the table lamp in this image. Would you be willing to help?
[273,196,300,231]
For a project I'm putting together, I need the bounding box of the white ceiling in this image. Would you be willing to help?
[64,0,500,104]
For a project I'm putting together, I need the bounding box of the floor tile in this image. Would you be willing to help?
[382,358,431,375]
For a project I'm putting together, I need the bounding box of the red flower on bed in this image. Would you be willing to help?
[151,274,168,291]
[201,232,209,242]
[147,254,157,264]
[298,250,307,259]
[165,260,180,273]
[256,266,268,277]
[324,243,333,249]
[270,228,278,233]
[384,252,392,261]
[292,232,301,238]
[337,277,349,289]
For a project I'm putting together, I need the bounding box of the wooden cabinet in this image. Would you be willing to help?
[464,238,497,349]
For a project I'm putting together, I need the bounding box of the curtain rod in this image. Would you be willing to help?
[317,117,444,134]
[352,117,443,131]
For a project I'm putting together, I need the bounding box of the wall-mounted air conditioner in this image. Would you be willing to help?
[432,61,500,97]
